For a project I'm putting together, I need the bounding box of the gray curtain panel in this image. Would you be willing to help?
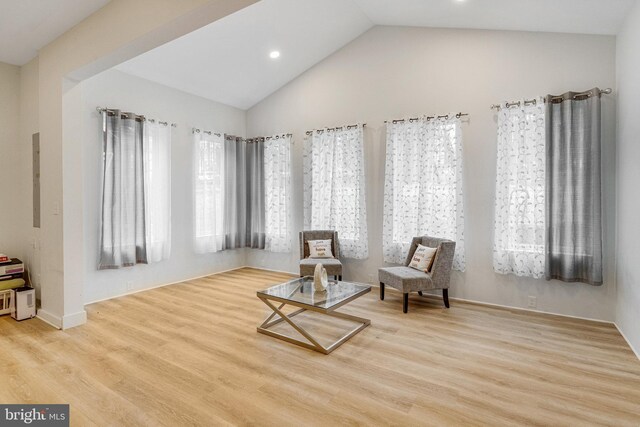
[544,89,603,285]
[99,110,148,269]
[223,135,247,249]
[245,138,266,249]
[223,135,266,250]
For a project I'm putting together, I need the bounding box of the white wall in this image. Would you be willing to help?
[0,62,22,258]
[18,58,41,297]
[80,69,246,303]
[246,26,618,321]
[615,2,640,356]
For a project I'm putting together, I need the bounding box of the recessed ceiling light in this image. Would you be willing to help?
[269,51,280,59]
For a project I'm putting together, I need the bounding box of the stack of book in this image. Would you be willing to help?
[1,256,26,316]
[0,255,25,285]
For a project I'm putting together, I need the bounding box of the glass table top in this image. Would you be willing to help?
[257,277,371,311]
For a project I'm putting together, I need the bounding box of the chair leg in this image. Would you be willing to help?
[443,289,450,308]
[338,275,342,281]
[403,293,409,313]
[418,291,423,296]
[379,283,385,300]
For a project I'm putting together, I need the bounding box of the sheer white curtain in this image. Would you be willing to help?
[264,134,292,252]
[493,100,546,278]
[144,121,172,263]
[383,116,465,270]
[303,125,368,259]
[193,131,225,253]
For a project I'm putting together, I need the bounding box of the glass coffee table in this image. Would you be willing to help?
[257,277,371,354]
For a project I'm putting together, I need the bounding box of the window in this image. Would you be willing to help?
[99,111,172,268]
[382,117,465,271]
[193,132,225,253]
[303,125,368,259]
[493,100,546,278]
[144,120,172,262]
[264,134,292,253]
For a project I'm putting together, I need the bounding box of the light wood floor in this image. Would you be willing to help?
[1,268,639,426]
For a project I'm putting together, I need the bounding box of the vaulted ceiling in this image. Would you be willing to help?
[116,0,636,110]
[1,0,633,108]
[116,0,372,110]
[353,0,635,35]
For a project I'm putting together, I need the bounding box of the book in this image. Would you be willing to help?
[0,259,24,276]
[0,254,10,264]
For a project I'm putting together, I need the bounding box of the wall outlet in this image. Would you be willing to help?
[126,281,134,291]
[528,296,537,309]
[368,274,375,284]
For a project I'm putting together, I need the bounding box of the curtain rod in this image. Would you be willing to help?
[96,107,177,127]
[249,133,293,141]
[192,127,222,137]
[305,123,365,136]
[384,112,469,124]
[490,88,612,110]
[243,133,294,142]
[192,129,292,140]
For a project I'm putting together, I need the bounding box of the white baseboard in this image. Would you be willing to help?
[84,265,248,306]
[370,283,615,325]
[241,265,298,276]
[36,309,62,329]
[446,295,615,325]
[62,310,87,329]
[614,323,640,361]
[36,308,87,330]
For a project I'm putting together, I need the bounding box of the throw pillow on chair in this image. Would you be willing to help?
[308,239,334,258]
[409,244,437,272]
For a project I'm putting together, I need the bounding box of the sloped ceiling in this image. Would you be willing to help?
[115,0,636,109]
[116,0,372,110]
[0,0,111,65]
[354,0,635,35]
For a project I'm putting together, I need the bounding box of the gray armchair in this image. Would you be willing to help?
[299,230,343,280]
[378,236,456,313]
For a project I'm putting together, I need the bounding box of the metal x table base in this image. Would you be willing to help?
[257,296,371,355]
